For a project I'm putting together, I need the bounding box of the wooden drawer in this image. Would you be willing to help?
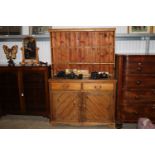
[123,76,155,89]
[126,55,155,63]
[83,83,114,91]
[120,104,155,122]
[49,82,81,90]
[125,62,155,74]
[122,90,155,102]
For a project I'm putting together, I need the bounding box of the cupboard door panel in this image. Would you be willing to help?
[23,71,47,115]
[51,91,80,123]
[0,71,20,114]
[83,92,115,123]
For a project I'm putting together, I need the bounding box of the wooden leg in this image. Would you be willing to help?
[116,123,123,129]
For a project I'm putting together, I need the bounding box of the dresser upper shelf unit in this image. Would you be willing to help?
[49,28,116,77]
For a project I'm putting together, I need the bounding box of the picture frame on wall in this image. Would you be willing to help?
[29,26,52,35]
[128,26,151,34]
[152,26,155,33]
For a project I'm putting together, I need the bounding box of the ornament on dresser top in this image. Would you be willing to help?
[90,71,109,79]
[3,45,18,66]
[56,70,83,79]
[55,69,110,80]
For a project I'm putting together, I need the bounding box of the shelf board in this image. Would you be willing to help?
[1,33,155,41]
[0,34,50,41]
[116,33,155,41]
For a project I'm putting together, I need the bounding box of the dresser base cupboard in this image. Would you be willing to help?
[49,79,116,128]
[116,55,155,128]
[0,65,50,117]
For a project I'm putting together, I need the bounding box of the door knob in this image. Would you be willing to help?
[137,67,142,72]
[136,80,142,85]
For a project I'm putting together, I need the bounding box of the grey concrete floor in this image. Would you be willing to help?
[0,115,137,129]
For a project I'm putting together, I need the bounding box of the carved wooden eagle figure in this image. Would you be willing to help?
[3,45,18,60]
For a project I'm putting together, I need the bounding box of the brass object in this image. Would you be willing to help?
[3,45,18,66]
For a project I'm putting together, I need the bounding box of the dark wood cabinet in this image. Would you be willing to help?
[116,55,155,128]
[0,65,50,117]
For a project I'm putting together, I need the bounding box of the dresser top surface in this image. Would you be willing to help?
[49,78,116,83]
[0,64,50,68]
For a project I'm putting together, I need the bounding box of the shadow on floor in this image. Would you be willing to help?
[0,115,137,129]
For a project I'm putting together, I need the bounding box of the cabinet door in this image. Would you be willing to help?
[23,70,48,116]
[83,91,115,124]
[0,71,20,114]
[51,91,80,123]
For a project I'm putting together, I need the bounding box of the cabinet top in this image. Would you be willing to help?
[48,28,116,32]
[0,64,51,68]
[49,78,116,83]
[116,54,155,56]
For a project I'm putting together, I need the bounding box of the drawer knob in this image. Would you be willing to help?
[136,80,142,85]
[135,96,140,100]
[137,67,142,72]
[94,85,102,89]
[138,62,142,66]
[152,89,155,94]
[73,101,76,106]
[133,112,138,115]
[21,93,24,97]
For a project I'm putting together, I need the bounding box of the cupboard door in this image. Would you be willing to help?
[51,91,80,123]
[0,71,20,114]
[83,91,115,123]
[23,70,48,115]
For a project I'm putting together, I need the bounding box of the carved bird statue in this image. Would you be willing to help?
[3,45,18,66]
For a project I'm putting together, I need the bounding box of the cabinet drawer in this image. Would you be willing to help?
[125,62,155,74]
[83,83,114,91]
[120,104,155,122]
[50,82,81,90]
[123,90,155,102]
[124,76,155,89]
[126,55,155,63]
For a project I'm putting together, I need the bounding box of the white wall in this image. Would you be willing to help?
[0,26,154,65]
[0,40,51,64]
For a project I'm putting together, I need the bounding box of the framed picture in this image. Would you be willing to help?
[128,26,151,34]
[0,26,22,35]
[152,26,155,33]
[29,26,52,35]
[20,36,39,65]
